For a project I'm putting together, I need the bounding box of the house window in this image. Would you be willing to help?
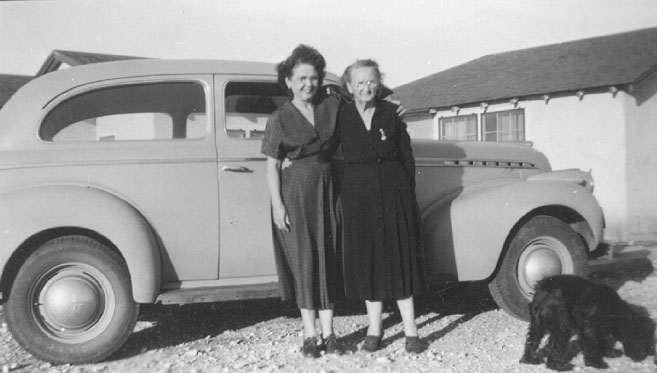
[439,114,477,141]
[482,109,525,142]
[41,81,207,142]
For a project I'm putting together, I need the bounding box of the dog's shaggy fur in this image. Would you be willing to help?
[520,275,656,371]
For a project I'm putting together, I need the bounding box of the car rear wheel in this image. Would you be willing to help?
[5,235,138,364]
[488,215,588,321]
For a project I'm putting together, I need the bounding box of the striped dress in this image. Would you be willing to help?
[260,92,341,309]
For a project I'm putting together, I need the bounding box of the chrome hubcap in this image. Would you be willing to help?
[517,237,573,299]
[32,263,115,343]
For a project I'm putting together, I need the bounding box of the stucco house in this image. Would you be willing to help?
[392,27,657,243]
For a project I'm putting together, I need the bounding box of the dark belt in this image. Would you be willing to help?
[347,157,400,165]
[290,153,331,164]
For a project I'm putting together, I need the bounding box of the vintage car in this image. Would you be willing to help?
[0,59,604,364]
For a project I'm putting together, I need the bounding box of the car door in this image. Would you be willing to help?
[214,76,288,280]
[36,76,220,284]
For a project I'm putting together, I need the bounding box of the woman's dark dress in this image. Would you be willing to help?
[260,93,340,310]
[338,100,426,301]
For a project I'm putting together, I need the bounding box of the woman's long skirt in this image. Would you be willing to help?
[272,159,340,309]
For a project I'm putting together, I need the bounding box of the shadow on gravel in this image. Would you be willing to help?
[588,244,655,290]
[111,246,656,361]
[113,281,499,360]
[334,281,498,352]
[330,244,657,352]
[415,281,498,347]
[114,297,301,360]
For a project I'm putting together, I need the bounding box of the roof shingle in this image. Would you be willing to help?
[392,27,657,112]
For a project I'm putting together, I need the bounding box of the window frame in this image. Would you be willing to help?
[39,78,210,143]
[438,114,478,141]
[481,108,526,142]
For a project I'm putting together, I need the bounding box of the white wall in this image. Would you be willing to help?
[524,92,627,241]
[625,73,657,240]
[405,115,434,138]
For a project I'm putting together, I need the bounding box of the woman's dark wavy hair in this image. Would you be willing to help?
[277,44,326,93]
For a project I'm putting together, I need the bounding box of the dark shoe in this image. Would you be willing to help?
[302,337,319,358]
[360,335,382,352]
[320,334,343,355]
[405,336,427,354]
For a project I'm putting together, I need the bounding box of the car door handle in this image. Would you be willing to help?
[222,165,254,173]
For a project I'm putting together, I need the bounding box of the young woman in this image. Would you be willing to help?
[261,44,342,358]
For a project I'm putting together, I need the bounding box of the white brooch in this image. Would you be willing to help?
[379,128,387,141]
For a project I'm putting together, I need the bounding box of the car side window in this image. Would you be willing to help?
[224,81,288,139]
[40,81,207,142]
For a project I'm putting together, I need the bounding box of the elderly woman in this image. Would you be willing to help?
[338,59,427,354]
[260,44,342,358]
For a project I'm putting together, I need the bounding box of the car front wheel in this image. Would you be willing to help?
[488,215,588,321]
[5,235,138,364]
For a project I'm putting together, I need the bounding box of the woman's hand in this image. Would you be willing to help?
[272,202,290,232]
[386,98,407,117]
[394,102,407,117]
[266,156,290,232]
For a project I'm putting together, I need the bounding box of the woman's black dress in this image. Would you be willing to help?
[260,93,340,310]
[338,100,426,301]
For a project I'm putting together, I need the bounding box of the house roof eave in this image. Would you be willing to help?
[393,27,657,110]
[407,84,631,114]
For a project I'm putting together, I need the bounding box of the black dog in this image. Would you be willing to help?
[520,275,656,371]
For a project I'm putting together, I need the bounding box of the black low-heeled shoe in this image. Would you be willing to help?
[360,335,382,352]
[302,336,320,358]
[320,334,343,355]
[405,336,427,354]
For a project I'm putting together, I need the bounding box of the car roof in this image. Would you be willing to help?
[15,59,339,99]
[10,59,280,106]
[0,59,340,147]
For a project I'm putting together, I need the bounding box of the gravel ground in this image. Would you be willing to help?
[1,244,657,373]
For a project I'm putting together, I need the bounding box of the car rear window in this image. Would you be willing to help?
[40,81,207,142]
